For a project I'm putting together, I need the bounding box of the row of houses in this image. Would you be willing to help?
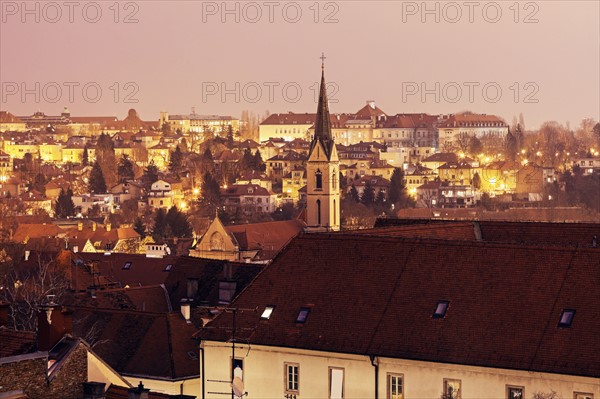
[259,102,508,149]
[1,219,599,398]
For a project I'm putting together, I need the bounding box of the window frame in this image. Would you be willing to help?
[574,393,594,399]
[433,300,450,319]
[558,308,576,327]
[284,362,300,395]
[328,367,345,399]
[506,385,524,399]
[443,378,462,399]
[387,372,404,399]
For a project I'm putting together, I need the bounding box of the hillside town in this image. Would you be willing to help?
[0,62,599,399]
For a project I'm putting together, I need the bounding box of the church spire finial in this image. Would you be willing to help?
[320,52,326,71]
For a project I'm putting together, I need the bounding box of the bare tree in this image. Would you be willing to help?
[0,250,69,331]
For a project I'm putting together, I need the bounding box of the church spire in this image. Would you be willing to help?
[310,53,334,159]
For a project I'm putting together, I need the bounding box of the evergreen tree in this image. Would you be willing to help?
[375,189,386,208]
[96,133,117,188]
[239,148,254,173]
[168,145,183,176]
[201,171,222,208]
[361,180,375,206]
[166,206,193,238]
[252,150,266,172]
[89,161,107,194]
[505,129,518,162]
[472,172,482,190]
[142,160,159,192]
[226,125,235,149]
[82,145,89,166]
[54,188,75,218]
[388,168,407,205]
[117,155,135,182]
[152,208,168,241]
[349,184,360,203]
[133,217,146,237]
[200,148,215,175]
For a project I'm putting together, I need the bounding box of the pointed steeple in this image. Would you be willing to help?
[310,53,334,159]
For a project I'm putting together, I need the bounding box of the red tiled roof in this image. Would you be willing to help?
[105,384,174,399]
[438,113,507,128]
[0,326,37,357]
[224,219,306,259]
[12,223,63,243]
[199,232,600,378]
[0,111,24,124]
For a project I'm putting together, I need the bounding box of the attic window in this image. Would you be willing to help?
[295,307,311,324]
[164,264,173,272]
[260,305,275,320]
[433,300,449,318]
[122,261,132,270]
[187,351,198,360]
[558,309,575,327]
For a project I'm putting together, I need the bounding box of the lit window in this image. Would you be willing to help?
[296,307,310,323]
[285,363,299,394]
[122,261,132,270]
[558,309,575,327]
[574,393,593,399]
[388,374,403,399]
[507,386,524,399]
[261,306,275,320]
[433,300,449,318]
[443,379,461,399]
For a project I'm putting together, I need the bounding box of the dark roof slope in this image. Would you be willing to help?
[72,308,198,379]
[199,233,600,378]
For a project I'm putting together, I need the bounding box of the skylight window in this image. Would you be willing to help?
[433,300,449,318]
[164,264,173,272]
[558,309,575,327]
[296,307,311,323]
[122,261,132,270]
[260,305,275,320]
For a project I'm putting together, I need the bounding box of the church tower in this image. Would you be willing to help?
[305,55,340,232]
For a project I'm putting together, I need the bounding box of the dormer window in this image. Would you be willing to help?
[260,305,275,320]
[433,300,449,318]
[296,307,311,323]
[558,309,575,327]
[122,261,132,270]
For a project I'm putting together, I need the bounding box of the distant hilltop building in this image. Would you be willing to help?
[260,105,507,150]
[159,110,239,134]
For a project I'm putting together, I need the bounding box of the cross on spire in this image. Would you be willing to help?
[320,52,326,70]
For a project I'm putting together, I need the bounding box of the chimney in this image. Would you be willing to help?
[367,100,375,109]
[105,223,111,232]
[82,382,106,399]
[0,301,10,327]
[128,382,150,399]
[37,297,73,351]
[180,299,191,323]
[78,221,83,231]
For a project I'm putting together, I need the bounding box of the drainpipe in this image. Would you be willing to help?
[200,344,206,399]
[369,355,379,399]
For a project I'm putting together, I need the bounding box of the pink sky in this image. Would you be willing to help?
[1,0,598,129]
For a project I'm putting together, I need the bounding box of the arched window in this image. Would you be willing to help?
[315,169,323,190]
[333,199,336,226]
[209,232,224,251]
[332,170,337,190]
[316,199,321,225]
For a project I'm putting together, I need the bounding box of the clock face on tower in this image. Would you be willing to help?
[209,231,224,251]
